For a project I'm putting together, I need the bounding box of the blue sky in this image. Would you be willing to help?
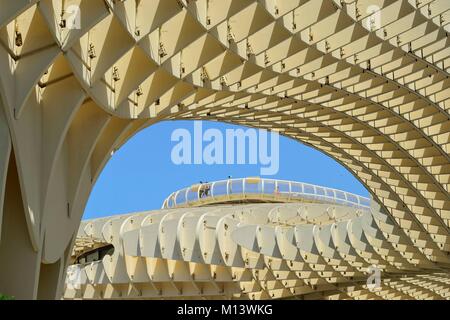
[83,120,369,219]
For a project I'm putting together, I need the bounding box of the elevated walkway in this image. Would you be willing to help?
[162,177,371,210]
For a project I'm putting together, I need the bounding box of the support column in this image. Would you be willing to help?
[37,259,63,300]
[0,154,41,299]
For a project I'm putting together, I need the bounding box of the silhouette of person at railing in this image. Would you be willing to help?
[198,181,211,198]
[204,182,211,197]
[199,181,204,198]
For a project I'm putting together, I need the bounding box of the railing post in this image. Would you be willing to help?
[210,182,215,199]
[174,191,179,206]
[343,191,348,206]
[288,182,292,200]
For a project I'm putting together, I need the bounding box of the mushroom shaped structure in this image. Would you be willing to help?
[64,178,450,300]
[0,0,449,299]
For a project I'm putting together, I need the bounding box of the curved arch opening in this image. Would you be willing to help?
[83,120,369,220]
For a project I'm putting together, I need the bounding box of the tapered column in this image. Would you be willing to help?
[0,154,41,299]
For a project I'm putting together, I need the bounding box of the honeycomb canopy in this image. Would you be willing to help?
[0,0,449,300]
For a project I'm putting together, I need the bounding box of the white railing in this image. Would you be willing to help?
[162,178,371,210]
